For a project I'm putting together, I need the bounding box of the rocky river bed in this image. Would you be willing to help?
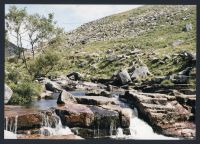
[4,74,196,139]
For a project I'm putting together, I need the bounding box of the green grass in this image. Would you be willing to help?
[5,5,196,92]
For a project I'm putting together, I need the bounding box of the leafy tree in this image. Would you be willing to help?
[29,49,60,78]
[26,13,58,58]
[5,6,27,59]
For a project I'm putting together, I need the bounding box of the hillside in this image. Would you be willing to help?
[54,5,196,81]
[4,5,197,139]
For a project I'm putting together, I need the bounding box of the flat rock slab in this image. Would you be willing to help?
[124,91,196,138]
[5,106,43,130]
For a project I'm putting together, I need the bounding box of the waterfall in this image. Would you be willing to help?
[40,111,73,136]
[111,105,179,140]
[14,116,18,134]
[4,115,18,139]
[116,128,124,138]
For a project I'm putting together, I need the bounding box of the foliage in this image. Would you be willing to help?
[5,6,27,58]
[8,82,42,105]
[29,49,60,78]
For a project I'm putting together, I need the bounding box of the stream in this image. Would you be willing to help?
[4,91,178,140]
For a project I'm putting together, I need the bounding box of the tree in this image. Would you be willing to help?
[29,49,60,78]
[5,6,27,59]
[26,13,57,58]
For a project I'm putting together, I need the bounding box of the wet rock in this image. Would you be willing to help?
[123,91,195,138]
[57,90,77,104]
[89,105,120,129]
[5,113,42,131]
[55,103,95,128]
[55,103,122,131]
[71,127,113,138]
[100,105,131,128]
[5,84,13,104]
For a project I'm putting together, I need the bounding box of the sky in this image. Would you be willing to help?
[5,4,142,32]
[5,4,142,48]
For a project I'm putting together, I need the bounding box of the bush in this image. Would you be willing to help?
[6,69,21,84]
[29,50,60,78]
[8,82,42,105]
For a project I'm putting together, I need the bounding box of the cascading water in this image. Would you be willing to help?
[4,116,18,139]
[112,106,179,140]
[40,111,73,136]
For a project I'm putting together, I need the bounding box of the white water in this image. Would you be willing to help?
[4,115,18,139]
[112,107,179,140]
[4,130,17,139]
[4,112,73,139]
[40,112,73,136]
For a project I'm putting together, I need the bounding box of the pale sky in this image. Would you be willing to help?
[5,4,142,48]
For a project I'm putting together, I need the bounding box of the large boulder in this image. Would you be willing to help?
[5,84,13,104]
[44,79,62,92]
[55,103,129,138]
[57,90,77,104]
[117,69,132,85]
[55,103,94,128]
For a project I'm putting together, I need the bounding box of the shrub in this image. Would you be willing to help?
[8,82,42,105]
[6,69,21,84]
[29,50,60,78]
